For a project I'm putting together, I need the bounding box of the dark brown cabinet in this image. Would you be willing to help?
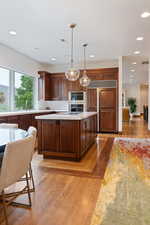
[99,88,117,132]
[0,117,8,123]
[0,112,56,131]
[19,114,33,130]
[60,121,77,154]
[87,89,97,112]
[38,71,51,100]
[40,120,60,153]
[37,114,97,161]
[49,75,62,100]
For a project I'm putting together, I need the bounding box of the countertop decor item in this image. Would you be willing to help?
[65,24,80,81]
[80,43,91,87]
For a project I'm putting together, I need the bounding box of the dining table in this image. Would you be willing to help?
[0,127,28,165]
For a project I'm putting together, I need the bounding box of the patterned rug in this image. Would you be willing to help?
[90,137,150,225]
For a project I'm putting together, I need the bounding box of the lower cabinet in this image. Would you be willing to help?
[37,114,97,161]
[0,117,8,123]
[0,112,56,131]
[19,115,33,130]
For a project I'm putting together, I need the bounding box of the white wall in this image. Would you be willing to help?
[124,84,141,115]
[118,56,123,132]
[0,44,44,76]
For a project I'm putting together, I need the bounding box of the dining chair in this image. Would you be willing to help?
[0,123,18,168]
[0,135,34,225]
[0,123,18,128]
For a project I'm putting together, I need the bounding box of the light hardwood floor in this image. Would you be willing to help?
[0,117,149,225]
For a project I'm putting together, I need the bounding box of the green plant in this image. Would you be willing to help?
[128,98,137,113]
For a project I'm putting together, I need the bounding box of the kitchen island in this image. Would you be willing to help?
[36,112,97,161]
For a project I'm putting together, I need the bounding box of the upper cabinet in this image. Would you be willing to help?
[87,89,97,112]
[38,68,118,101]
[38,71,51,101]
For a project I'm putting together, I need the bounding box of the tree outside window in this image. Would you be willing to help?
[15,74,34,110]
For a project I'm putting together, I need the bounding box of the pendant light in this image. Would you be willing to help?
[65,24,80,81]
[79,43,91,87]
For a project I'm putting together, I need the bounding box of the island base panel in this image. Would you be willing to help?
[37,114,97,161]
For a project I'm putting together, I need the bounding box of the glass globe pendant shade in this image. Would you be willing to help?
[65,68,80,81]
[79,70,91,87]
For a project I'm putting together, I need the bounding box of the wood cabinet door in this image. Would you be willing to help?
[99,88,117,132]
[80,119,87,153]
[0,117,8,123]
[50,76,62,100]
[87,89,97,112]
[59,121,79,154]
[61,78,69,100]
[38,72,51,101]
[19,114,33,130]
[8,116,20,126]
[41,120,60,152]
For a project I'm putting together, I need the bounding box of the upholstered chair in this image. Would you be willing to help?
[0,135,34,225]
[27,126,37,192]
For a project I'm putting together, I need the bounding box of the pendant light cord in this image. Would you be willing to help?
[84,45,86,70]
[71,27,74,68]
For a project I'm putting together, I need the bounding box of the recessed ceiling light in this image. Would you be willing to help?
[141,12,150,18]
[89,55,95,58]
[51,57,56,61]
[130,69,135,72]
[9,30,17,35]
[136,36,144,41]
[132,62,137,65]
[134,51,140,55]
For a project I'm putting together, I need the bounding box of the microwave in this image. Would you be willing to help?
[69,103,86,113]
[69,91,86,102]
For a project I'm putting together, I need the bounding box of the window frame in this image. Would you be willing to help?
[0,66,36,112]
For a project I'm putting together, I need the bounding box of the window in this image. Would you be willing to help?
[0,68,10,112]
[15,72,34,111]
[0,67,35,112]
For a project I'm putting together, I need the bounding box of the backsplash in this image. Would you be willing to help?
[38,100,68,111]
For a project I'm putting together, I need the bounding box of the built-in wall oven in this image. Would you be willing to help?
[68,91,87,113]
[69,91,86,102]
[69,103,87,113]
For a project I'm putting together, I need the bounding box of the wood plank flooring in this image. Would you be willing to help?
[0,117,149,225]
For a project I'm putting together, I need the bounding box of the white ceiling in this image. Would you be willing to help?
[0,0,150,65]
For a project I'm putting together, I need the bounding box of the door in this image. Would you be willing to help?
[87,89,97,112]
[42,120,59,152]
[59,121,78,154]
[99,88,117,132]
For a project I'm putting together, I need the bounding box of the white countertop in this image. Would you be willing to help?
[35,112,97,120]
[0,109,67,117]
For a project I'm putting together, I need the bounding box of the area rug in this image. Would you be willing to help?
[90,137,150,225]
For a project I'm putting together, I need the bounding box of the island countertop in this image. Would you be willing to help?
[35,112,97,120]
